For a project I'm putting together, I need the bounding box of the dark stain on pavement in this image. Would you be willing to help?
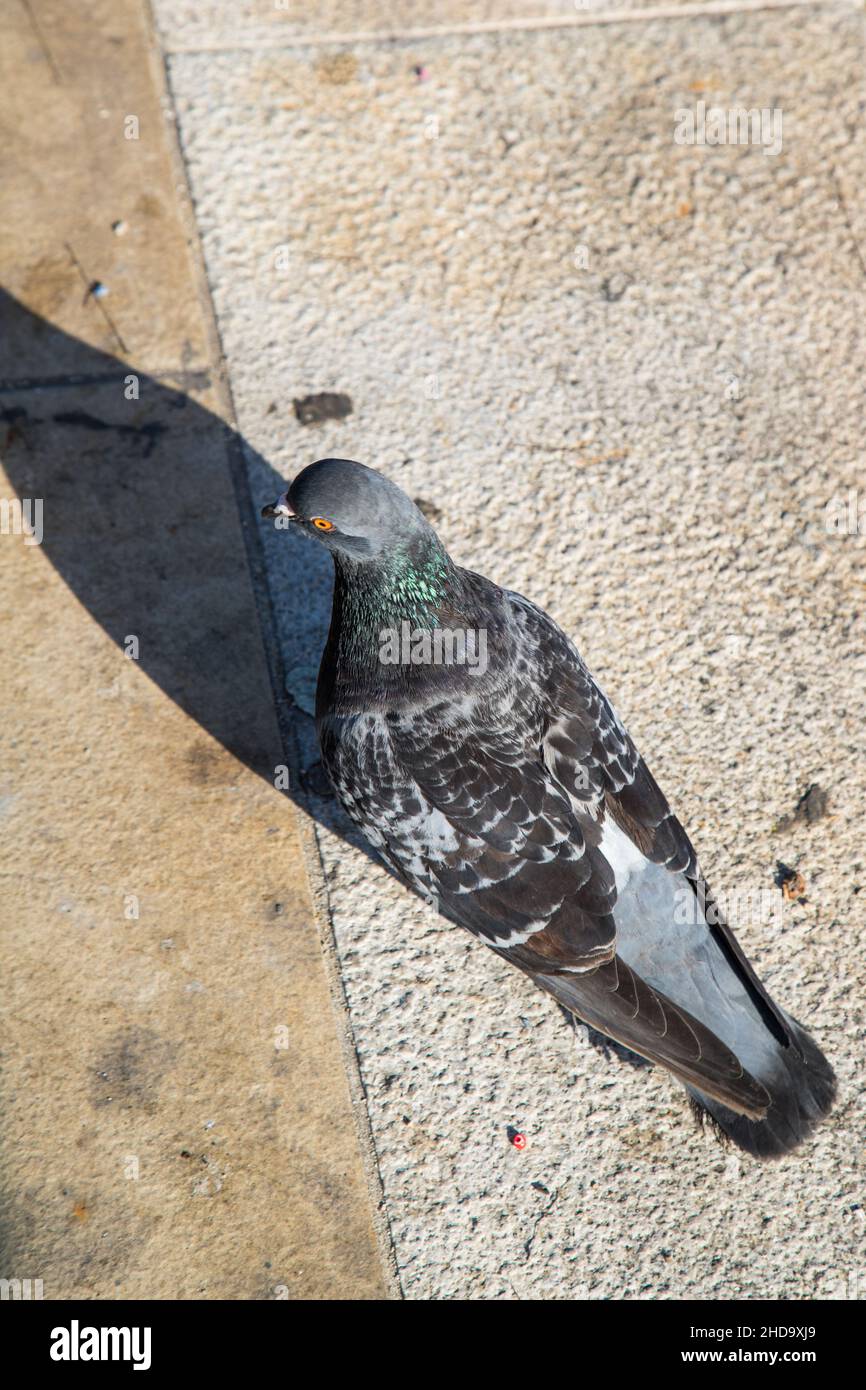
[91,1029,177,1113]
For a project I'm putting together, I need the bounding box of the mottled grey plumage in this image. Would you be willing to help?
[263,458,835,1158]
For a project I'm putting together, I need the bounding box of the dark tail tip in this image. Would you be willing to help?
[688,1020,836,1161]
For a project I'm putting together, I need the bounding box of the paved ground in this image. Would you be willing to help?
[0,0,391,1300]
[3,0,864,1300]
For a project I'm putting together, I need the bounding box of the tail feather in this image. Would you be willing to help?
[687,1015,836,1159]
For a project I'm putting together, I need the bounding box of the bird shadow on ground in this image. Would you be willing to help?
[0,289,645,1068]
[0,288,382,859]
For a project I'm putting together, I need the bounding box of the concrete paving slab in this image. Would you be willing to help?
[0,0,212,372]
[0,0,391,1300]
[162,3,866,1298]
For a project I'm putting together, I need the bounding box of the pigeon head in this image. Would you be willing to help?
[261,458,433,561]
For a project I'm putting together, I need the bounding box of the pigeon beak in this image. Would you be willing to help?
[261,492,297,520]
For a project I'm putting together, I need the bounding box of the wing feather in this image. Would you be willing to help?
[321,574,790,1099]
[527,957,770,1119]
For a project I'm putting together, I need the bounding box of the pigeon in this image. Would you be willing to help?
[262,458,836,1158]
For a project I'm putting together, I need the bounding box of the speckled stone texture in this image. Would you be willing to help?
[159,0,865,1298]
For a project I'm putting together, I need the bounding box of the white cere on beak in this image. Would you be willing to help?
[273,493,294,517]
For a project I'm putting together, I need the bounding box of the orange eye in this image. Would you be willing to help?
[311,517,335,531]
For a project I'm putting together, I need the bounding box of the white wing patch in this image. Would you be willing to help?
[417,806,461,855]
[598,814,650,895]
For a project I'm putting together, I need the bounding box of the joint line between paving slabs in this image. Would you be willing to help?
[159,0,860,55]
[142,0,403,1299]
[0,369,213,396]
